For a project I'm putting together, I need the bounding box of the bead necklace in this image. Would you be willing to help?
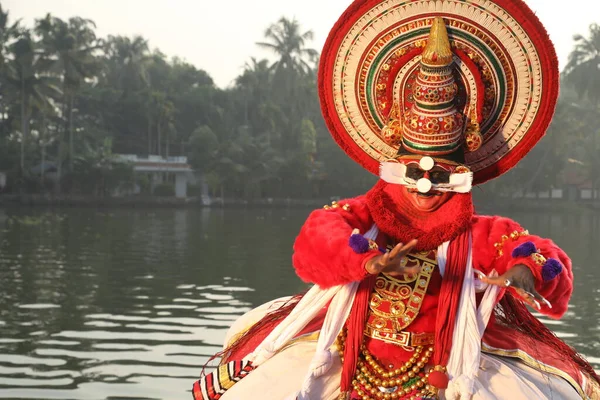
[336,330,441,400]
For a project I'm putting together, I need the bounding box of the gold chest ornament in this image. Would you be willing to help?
[364,249,437,347]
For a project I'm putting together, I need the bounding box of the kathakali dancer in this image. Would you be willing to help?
[193,0,600,399]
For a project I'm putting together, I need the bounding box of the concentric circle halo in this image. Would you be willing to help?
[318,0,559,184]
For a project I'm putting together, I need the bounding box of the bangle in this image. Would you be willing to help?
[349,229,384,254]
[512,241,563,281]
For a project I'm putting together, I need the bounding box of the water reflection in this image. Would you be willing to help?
[0,206,598,399]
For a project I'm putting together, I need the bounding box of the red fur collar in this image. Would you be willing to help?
[365,180,474,251]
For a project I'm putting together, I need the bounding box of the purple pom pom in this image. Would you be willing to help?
[349,234,370,254]
[542,258,563,281]
[512,241,537,258]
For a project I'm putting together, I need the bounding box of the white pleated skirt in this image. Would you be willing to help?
[219,298,581,400]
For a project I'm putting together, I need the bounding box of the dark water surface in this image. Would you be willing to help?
[0,206,598,399]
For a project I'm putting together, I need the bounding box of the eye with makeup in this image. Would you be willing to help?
[405,165,450,184]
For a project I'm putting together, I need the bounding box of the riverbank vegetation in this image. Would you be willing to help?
[1,4,599,201]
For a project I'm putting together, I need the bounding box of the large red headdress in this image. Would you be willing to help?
[318,0,559,187]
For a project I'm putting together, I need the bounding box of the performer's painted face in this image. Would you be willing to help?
[405,186,453,212]
[404,165,453,211]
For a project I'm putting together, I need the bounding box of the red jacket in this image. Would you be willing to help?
[292,194,586,393]
[293,195,572,315]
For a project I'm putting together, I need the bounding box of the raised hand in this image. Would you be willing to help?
[476,264,551,311]
[365,239,419,277]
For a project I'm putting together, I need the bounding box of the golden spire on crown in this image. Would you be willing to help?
[421,17,453,66]
[398,16,465,157]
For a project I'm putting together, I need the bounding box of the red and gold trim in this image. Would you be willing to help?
[192,360,256,400]
[493,229,529,258]
[363,327,435,348]
[481,343,587,399]
[365,251,437,346]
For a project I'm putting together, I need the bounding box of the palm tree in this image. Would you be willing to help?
[235,58,272,127]
[563,23,600,200]
[256,17,319,155]
[0,5,22,129]
[0,5,21,72]
[103,35,151,93]
[103,35,154,154]
[71,137,134,197]
[564,24,600,103]
[149,91,175,156]
[0,5,10,69]
[35,14,102,187]
[256,17,318,77]
[7,33,61,179]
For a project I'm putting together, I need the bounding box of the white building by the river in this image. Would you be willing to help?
[116,155,193,198]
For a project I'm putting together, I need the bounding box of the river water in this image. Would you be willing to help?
[0,206,598,399]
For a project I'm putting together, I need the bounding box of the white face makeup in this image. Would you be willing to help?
[379,159,473,194]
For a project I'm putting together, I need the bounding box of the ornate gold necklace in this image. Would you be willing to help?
[336,329,441,400]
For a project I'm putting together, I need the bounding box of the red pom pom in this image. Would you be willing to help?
[428,370,449,389]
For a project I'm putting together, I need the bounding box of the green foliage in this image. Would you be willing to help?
[299,118,316,157]
[564,24,600,105]
[69,137,134,196]
[188,125,218,172]
[562,24,600,199]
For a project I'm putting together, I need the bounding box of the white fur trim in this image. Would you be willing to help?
[379,162,410,186]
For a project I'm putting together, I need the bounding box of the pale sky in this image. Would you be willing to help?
[5,0,599,88]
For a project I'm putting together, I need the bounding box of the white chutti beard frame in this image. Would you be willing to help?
[379,161,473,194]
